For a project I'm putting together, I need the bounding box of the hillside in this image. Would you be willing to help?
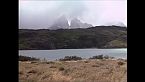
[19,26,127,50]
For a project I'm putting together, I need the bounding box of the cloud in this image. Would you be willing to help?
[19,0,127,29]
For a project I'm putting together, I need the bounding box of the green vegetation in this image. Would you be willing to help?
[104,40,127,48]
[89,55,114,59]
[59,56,82,61]
[19,26,127,50]
[19,55,40,61]
[89,55,104,59]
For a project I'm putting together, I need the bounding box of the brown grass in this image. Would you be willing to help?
[19,59,127,82]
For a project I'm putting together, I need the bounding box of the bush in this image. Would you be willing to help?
[46,61,55,64]
[89,55,103,59]
[19,71,23,74]
[84,61,89,63]
[92,65,99,67]
[117,61,125,65]
[19,55,39,61]
[30,61,38,64]
[59,67,65,71]
[59,56,82,61]
[41,61,55,64]
[27,70,37,74]
[89,55,114,59]
[49,65,57,68]
[103,55,109,59]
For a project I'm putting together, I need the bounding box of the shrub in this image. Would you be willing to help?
[49,65,57,68]
[19,71,23,74]
[59,67,65,71]
[92,65,99,67]
[59,56,82,61]
[27,70,37,74]
[117,61,125,65]
[41,61,55,64]
[19,55,40,61]
[84,61,89,63]
[89,55,114,59]
[30,61,38,64]
[46,61,55,64]
[63,69,71,75]
[110,57,115,59]
[103,55,109,59]
[89,55,103,59]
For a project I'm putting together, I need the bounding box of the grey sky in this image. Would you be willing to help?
[19,0,127,29]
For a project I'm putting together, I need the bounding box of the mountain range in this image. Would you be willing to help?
[49,15,93,30]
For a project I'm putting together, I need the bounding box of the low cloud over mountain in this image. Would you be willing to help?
[49,15,93,30]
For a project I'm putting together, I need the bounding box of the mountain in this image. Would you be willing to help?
[104,22,127,27]
[19,26,127,50]
[70,18,93,28]
[49,16,93,30]
[49,15,69,30]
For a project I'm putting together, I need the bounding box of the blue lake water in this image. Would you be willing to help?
[19,48,127,60]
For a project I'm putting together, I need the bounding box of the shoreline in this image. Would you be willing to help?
[19,54,127,61]
[19,48,127,50]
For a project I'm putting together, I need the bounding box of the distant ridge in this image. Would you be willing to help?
[19,26,127,50]
[104,22,127,27]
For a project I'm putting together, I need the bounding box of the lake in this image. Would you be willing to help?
[19,48,127,60]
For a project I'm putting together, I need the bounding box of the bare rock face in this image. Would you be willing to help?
[70,18,82,28]
[49,16,93,30]
[70,18,93,28]
[50,15,69,30]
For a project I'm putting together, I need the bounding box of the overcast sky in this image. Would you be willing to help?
[19,0,127,29]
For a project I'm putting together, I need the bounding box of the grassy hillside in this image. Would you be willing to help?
[19,26,127,50]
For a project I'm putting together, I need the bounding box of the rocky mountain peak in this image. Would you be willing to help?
[49,16,93,30]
